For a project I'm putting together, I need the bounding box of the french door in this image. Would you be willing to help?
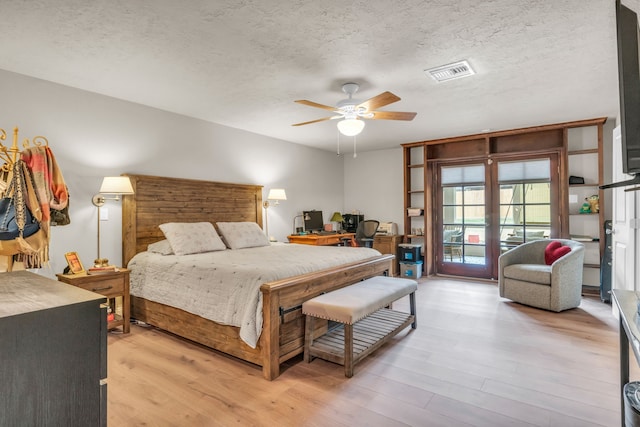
[437,162,492,278]
[435,155,559,279]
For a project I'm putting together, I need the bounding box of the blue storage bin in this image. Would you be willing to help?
[398,244,422,262]
[400,261,423,278]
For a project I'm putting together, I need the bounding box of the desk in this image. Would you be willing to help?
[288,233,355,246]
[612,289,640,426]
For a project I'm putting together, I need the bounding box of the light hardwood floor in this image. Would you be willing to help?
[107,277,624,426]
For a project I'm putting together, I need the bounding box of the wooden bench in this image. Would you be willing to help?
[302,276,418,377]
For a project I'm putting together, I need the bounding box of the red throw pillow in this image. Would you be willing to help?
[545,241,571,265]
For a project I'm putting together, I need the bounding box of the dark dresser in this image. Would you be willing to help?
[0,271,107,426]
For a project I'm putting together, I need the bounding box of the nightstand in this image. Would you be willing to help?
[57,268,130,333]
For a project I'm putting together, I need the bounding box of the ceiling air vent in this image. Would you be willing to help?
[425,60,475,82]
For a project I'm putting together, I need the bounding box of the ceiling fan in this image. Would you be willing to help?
[292,83,417,136]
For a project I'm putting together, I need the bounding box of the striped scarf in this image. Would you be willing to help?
[20,146,69,237]
[12,146,69,268]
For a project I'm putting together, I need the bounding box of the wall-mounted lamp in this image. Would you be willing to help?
[330,211,344,232]
[263,188,286,241]
[92,176,134,267]
[292,212,311,234]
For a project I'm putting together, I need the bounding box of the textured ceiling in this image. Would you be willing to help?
[0,0,630,153]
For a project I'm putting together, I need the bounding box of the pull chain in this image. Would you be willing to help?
[353,135,357,158]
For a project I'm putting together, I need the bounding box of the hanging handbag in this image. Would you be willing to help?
[0,198,39,240]
[0,163,40,240]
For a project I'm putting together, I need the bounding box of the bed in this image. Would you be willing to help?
[122,174,394,380]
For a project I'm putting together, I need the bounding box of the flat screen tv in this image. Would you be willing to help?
[303,210,324,232]
[602,0,640,188]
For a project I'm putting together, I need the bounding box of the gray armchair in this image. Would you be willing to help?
[498,239,585,312]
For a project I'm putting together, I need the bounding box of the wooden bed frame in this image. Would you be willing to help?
[122,174,393,380]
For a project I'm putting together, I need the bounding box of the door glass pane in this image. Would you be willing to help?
[498,161,551,253]
[443,206,463,224]
[526,182,551,204]
[441,165,486,265]
[500,183,522,204]
[442,186,461,204]
[527,205,551,224]
[464,186,484,204]
[463,206,485,224]
[443,226,463,262]
[465,245,485,264]
[465,226,485,244]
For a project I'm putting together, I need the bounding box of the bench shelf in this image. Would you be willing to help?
[308,308,415,369]
[302,275,418,377]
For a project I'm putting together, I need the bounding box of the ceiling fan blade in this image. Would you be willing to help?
[357,91,401,111]
[292,116,335,126]
[295,99,337,112]
[370,111,417,121]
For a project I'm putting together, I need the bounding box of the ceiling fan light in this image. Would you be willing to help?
[337,118,365,136]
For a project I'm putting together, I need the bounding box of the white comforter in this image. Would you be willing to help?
[128,243,381,348]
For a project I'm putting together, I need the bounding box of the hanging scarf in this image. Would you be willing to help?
[10,146,69,268]
[20,146,69,235]
[0,160,48,268]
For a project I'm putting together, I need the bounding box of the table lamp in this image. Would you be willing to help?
[330,212,344,232]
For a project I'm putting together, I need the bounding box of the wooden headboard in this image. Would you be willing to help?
[122,174,263,266]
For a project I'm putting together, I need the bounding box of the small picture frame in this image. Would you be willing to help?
[64,252,85,274]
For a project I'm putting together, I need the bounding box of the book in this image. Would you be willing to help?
[570,235,595,242]
[87,265,118,275]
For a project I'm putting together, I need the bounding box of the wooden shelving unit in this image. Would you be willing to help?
[401,117,609,281]
[402,145,428,271]
[566,124,606,291]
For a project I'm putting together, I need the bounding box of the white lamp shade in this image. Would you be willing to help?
[337,118,365,136]
[267,188,287,201]
[99,176,134,194]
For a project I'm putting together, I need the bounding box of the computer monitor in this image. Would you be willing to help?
[303,210,324,232]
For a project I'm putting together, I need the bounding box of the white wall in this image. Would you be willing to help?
[343,148,405,227]
[0,69,348,278]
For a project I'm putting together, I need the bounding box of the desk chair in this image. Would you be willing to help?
[351,220,379,248]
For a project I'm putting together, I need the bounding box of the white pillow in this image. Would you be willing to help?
[147,239,174,255]
[216,222,270,249]
[158,222,226,255]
